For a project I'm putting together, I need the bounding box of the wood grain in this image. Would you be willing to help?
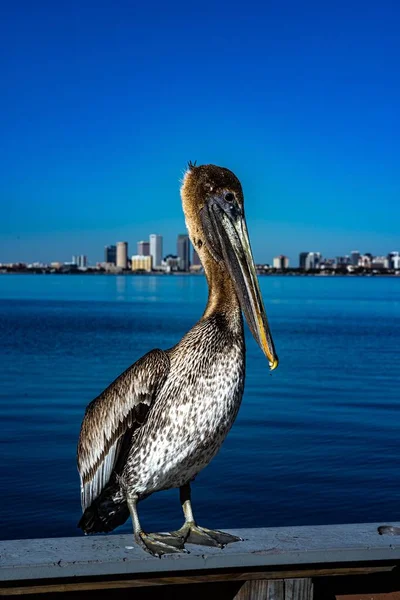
[285,579,313,600]
[234,578,313,600]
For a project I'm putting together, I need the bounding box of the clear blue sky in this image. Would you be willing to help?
[0,0,398,265]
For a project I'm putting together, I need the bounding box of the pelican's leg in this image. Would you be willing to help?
[127,493,187,557]
[172,483,242,548]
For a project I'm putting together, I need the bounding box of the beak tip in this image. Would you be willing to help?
[269,357,279,371]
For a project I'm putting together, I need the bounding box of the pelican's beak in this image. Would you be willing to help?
[201,195,279,370]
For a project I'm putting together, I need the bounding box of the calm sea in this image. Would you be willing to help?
[1,274,399,541]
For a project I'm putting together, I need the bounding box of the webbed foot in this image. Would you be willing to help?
[135,531,188,557]
[172,521,242,548]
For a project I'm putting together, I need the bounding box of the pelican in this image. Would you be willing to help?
[77,163,278,556]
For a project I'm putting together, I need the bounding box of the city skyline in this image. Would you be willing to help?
[1,1,399,264]
[2,228,399,271]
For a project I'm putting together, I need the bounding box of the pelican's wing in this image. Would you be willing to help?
[77,349,170,511]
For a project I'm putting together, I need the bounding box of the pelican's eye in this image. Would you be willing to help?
[225,192,235,203]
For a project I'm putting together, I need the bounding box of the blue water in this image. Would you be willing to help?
[1,274,400,541]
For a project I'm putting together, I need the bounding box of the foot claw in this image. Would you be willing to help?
[201,528,242,546]
[172,523,241,548]
[135,532,188,557]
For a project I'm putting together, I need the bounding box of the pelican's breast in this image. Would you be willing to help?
[123,314,245,496]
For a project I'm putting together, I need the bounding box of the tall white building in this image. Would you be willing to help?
[150,234,163,268]
[72,255,87,268]
[388,251,400,269]
[116,242,128,269]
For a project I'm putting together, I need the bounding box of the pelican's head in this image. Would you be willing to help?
[181,162,278,371]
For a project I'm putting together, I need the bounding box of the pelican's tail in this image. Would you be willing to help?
[78,483,129,534]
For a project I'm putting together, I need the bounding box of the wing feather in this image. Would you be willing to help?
[77,349,170,511]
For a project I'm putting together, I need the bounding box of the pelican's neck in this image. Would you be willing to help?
[202,252,241,324]
[181,190,241,327]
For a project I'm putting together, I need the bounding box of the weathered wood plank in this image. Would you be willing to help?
[235,579,287,600]
[1,523,399,584]
[285,578,313,600]
[267,580,284,600]
[234,579,272,600]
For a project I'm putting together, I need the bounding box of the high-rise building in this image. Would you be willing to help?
[116,241,128,269]
[150,234,163,268]
[387,251,400,269]
[308,252,321,270]
[299,252,309,270]
[351,251,360,267]
[131,255,152,272]
[273,255,289,269]
[104,245,116,264]
[137,241,150,256]
[72,255,87,268]
[177,234,190,271]
[192,248,201,267]
[299,252,321,271]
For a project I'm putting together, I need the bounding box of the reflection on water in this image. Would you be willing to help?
[116,275,127,298]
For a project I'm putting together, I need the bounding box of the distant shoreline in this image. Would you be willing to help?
[1,270,399,277]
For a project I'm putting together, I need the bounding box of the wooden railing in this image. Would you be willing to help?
[1,522,400,598]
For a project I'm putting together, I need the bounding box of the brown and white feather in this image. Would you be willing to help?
[77,349,170,511]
